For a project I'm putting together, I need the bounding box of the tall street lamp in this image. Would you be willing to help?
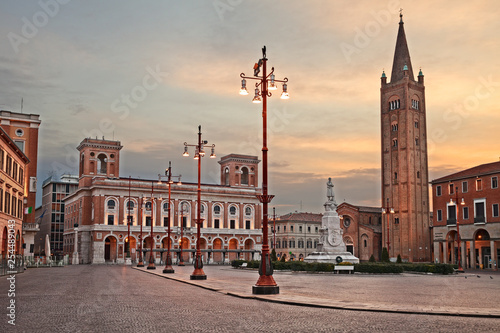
[240,46,288,295]
[382,198,394,253]
[450,186,465,272]
[183,125,216,280]
[126,176,132,260]
[137,196,145,267]
[158,162,182,274]
[178,202,186,266]
[147,182,156,270]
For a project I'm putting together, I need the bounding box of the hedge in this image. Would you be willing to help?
[231,260,454,274]
[354,263,403,273]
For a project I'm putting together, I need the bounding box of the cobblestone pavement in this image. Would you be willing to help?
[0,265,499,332]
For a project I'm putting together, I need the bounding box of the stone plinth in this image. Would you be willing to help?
[305,201,359,264]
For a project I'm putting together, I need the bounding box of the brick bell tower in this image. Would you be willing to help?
[218,154,260,187]
[380,13,430,262]
[77,138,123,187]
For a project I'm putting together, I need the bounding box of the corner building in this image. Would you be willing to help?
[431,161,500,270]
[380,15,431,261]
[63,138,263,264]
[0,127,29,261]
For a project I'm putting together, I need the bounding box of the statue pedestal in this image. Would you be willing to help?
[305,203,359,264]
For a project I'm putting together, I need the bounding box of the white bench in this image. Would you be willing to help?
[334,265,354,274]
[241,263,248,268]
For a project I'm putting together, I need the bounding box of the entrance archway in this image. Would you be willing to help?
[143,236,155,263]
[124,236,137,261]
[179,237,190,263]
[474,229,491,269]
[104,236,117,262]
[213,238,223,263]
[244,239,254,261]
[2,227,7,258]
[228,238,238,261]
[162,237,172,262]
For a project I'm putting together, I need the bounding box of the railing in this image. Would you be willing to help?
[446,218,456,226]
[0,255,24,276]
[474,217,486,224]
[25,255,69,267]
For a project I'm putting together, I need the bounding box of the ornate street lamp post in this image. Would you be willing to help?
[158,162,182,274]
[137,196,144,267]
[178,203,186,266]
[240,46,288,295]
[126,176,132,260]
[183,125,216,280]
[450,186,465,272]
[147,182,156,270]
[382,198,394,253]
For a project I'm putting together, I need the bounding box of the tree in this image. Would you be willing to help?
[396,254,402,263]
[271,248,278,262]
[369,254,376,262]
[381,247,390,262]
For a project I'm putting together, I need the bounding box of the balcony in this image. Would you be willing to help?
[474,217,486,224]
[446,219,456,226]
[23,223,40,232]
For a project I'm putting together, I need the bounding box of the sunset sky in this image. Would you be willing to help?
[1,1,499,215]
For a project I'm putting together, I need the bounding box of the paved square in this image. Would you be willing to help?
[1,265,499,332]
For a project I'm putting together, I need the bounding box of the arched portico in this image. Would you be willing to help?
[104,235,118,262]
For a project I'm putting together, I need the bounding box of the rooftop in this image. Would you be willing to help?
[278,212,322,222]
[431,161,500,184]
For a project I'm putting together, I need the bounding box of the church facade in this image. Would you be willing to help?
[63,138,263,264]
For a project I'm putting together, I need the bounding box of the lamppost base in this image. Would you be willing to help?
[147,263,156,270]
[163,267,175,274]
[137,263,144,267]
[252,285,280,295]
[456,268,465,273]
[190,267,207,280]
[178,262,185,266]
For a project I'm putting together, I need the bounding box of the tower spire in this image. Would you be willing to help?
[390,11,414,83]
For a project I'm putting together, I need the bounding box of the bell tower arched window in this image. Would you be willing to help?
[224,167,230,186]
[97,153,107,174]
[241,167,249,185]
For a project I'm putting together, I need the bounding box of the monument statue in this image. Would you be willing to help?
[305,178,359,264]
[326,177,335,202]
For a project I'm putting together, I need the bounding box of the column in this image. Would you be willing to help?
[207,201,212,228]
[470,240,476,269]
[460,241,466,270]
[450,236,456,265]
[490,240,497,271]
[433,242,440,263]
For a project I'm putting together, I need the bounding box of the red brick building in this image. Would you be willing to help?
[431,161,500,270]
[0,111,41,224]
[380,15,431,262]
[63,138,263,264]
[0,127,30,262]
[336,203,382,261]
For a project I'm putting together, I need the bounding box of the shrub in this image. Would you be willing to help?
[280,255,286,262]
[381,247,390,262]
[396,254,402,263]
[231,259,245,268]
[354,263,403,274]
[338,261,353,265]
[369,255,376,263]
[399,263,454,275]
